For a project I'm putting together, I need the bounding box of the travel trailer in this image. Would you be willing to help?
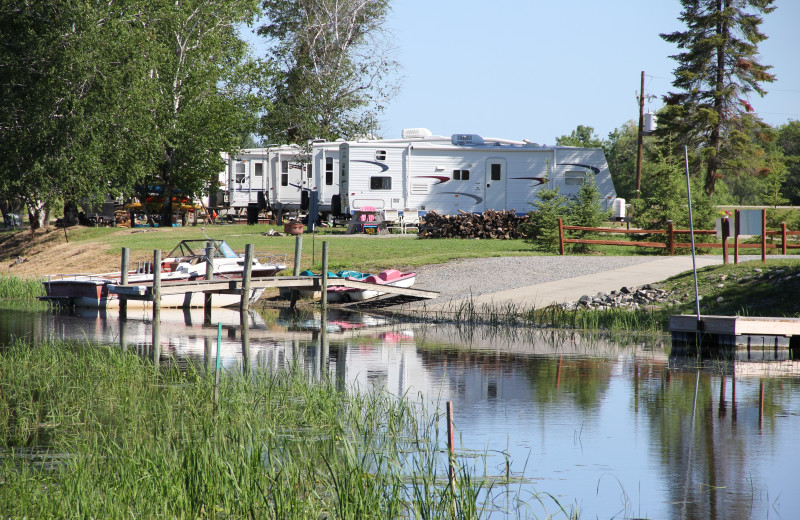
[215,129,619,221]
[338,130,618,216]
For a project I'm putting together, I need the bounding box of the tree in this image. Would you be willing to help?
[142,0,265,226]
[555,125,604,148]
[0,0,264,229]
[776,120,800,205]
[258,0,400,144]
[521,187,572,253]
[603,121,640,201]
[630,145,715,232]
[0,1,157,229]
[658,0,776,196]
[568,177,610,253]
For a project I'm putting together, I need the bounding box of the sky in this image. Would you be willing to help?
[371,0,800,144]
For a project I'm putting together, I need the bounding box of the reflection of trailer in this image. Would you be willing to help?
[339,130,618,215]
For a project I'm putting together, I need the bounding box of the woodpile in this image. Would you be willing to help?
[419,210,528,239]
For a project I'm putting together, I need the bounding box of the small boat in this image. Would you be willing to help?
[338,269,416,302]
[295,270,370,300]
[41,239,287,309]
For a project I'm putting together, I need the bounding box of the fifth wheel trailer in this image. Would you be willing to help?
[338,131,618,216]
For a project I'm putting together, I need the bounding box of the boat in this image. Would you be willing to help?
[294,270,370,300]
[41,239,287,309]
[336,269,416,302]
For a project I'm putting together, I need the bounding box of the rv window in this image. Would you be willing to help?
[453,169,470,180]
[235,174,246,184]
[281,173,289,186]
[235,162,246,173]
[281,160,289,174]
[325,157,334,185]
[375,150,387,161]
[254,163,263,177]
[490,163,502,181]
[307,164,312,179]
[565,171,586,185]
[370,176,392,190]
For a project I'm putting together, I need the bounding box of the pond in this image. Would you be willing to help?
[2,305,799,519]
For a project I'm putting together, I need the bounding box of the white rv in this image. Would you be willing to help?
[218,141,341,216]
[338,131,618,216]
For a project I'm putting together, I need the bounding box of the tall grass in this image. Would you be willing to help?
[0,339,547,518]
[401,298,672,332]
[0,274,41,301]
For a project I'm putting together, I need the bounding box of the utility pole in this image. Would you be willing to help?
[635,71,645,198]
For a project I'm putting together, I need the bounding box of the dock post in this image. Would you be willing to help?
[240,310,251,376]
[290,235,303,308]
[321,241,329,311]
[293,234,303,276]
[446,401,456,493]
[734,209,740,264]
[204,243,213,324]
[667,220,674,255]
[120,247,129,319]
[151,249,161,364]
[761,209,767,263]
[722,217,729,265]
[557,218,564,256]
[240,244,253,312]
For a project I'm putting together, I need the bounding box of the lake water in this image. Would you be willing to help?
[2,305,799,519]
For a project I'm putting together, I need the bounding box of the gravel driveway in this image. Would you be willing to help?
[411,256,660,302]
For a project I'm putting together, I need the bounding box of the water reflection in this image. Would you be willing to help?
[2,306,800,519]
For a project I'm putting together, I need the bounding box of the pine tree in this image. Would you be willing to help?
[658,0,776,196]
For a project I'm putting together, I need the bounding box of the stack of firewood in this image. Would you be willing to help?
[419,210,528,239]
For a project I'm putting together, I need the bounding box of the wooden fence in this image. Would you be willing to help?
[558,209,800,264]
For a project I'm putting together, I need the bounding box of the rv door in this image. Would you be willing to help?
[484,158,507,211]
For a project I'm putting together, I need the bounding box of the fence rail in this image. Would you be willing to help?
[558,209,800,264]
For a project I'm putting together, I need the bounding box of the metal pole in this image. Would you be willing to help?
[684,146,701,328]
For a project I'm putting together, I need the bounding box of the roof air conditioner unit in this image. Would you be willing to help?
[451,134,485,146]
[401,128,433,139]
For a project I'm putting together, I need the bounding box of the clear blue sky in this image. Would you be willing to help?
[375,0,800,144]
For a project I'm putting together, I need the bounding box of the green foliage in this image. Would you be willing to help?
[630,146,715,231]
[658,0,776,195]
[555,125,604,148]
[603,120,639,201]
[0,341,503,518]
[258,0,399,143]
[0,0,265,228]
[520,188,572,252]
[568,177,610,253]
[776,120,800,205]
[521,177,609,253]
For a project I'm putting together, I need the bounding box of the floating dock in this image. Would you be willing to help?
[669,314,800,351]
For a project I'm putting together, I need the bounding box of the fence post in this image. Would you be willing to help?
[667,220,674,255]
[761,209,767,263]
[782,222,787,255]
[722,217,729,265]
[558,218,564,256]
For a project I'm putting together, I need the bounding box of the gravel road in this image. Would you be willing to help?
[410,256,660,302]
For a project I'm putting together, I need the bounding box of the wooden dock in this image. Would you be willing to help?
[669,314,800,350]
[109,275,439,305]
